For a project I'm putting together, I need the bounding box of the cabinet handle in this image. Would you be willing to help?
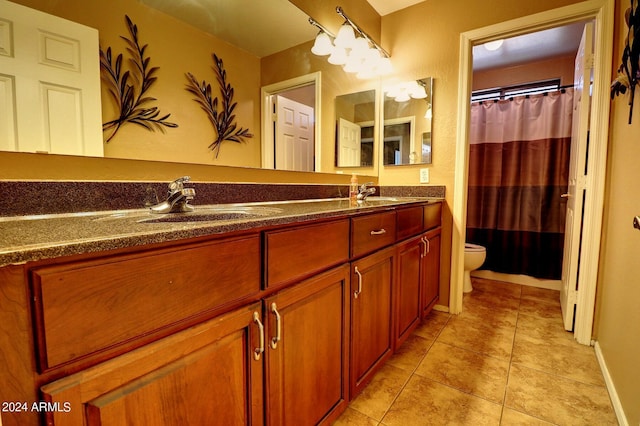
[421,238,427,258]
[425,237,430,254]
[253,312,264,361]
[354,266,363,299]
[370,229,387,236]
[270,302,281,350]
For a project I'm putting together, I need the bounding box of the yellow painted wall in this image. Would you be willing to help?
[594,1,640,423]
[472,54,576,90]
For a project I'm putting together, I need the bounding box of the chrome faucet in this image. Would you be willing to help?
[149,176,196,214]
[356,182,376,201]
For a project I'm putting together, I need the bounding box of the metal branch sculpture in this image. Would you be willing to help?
[185,54,253,157]
[100,15,177,142]
[612,0,640,123]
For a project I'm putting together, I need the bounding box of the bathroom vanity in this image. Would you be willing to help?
[0,196,442,426]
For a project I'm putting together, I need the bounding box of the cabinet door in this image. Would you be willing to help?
[421,229,441,317]
[41,303,265,426]
[264,265,349,426]
[394,236,422,349]
[350,246,394,398]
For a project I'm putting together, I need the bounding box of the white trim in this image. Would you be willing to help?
[432,304,449,313]
[260,72,322,171]
[451,0,614,339]
[471,270,561,291]
[594,341,629,426]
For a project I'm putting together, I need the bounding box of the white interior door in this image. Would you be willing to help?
[275,95,314,172]
[337,118,361,167]
[0,0,103,156]
[560,22,593,331]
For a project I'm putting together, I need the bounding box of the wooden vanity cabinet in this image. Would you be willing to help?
[349,245,395,398]
[41,302,265,426]
[263,265,350,426]
[394,235,423,348]
[421,228,441,317]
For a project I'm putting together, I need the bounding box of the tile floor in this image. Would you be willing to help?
[333,278,618,425]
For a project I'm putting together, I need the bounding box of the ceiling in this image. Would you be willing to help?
[139,0,585,69]
[472,21,587,71]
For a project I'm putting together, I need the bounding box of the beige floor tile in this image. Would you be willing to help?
[460,298,520,329]
[437,315,515,360]
[387,334,433,372]
[520,286,560,303]
[381,375,502,426]
[415,341,510,404]
[516,312,575,344]
[412,310,450,340]
[472,278,523,299]
[512,332,605,386]
[505,364,617,425]
[348,363,411,421]
[332,407,379,426]
[518,297,562,320]
[464,282,522,311]
[500,408,554,425]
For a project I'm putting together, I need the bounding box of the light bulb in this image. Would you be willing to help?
[328,47,348,65]
[334,22,356,48]
[311,31,333,56]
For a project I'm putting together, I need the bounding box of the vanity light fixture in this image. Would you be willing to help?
[309,6,392,79]
[483,39,504,51]
[385,80,428,102]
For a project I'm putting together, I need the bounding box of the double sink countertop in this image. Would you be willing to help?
[0,197,442,267]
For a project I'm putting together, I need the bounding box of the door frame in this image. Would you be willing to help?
[261,72,321,171]
[450,0,614,345]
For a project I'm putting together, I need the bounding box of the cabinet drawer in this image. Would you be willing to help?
[351,211,397,258]
[31,235,261,370]
[397,206,424,240]
[265,219,350,290]
[423,203,442,231]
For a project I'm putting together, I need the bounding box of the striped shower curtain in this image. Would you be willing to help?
[466,90,573,279]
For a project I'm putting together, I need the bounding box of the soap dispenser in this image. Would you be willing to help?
[349,173,358,204]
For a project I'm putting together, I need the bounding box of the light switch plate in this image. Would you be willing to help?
[420,168,430,183]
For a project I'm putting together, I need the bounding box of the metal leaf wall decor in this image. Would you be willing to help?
[611,0,640,124]
[100,15,177,142]
[185,54,253,157]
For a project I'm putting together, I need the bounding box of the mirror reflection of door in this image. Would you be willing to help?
[335,89,376,167]
[274,94,314,172]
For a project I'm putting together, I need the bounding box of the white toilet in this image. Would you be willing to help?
[463,243,486,293]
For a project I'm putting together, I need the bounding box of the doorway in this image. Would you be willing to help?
[451,0,614,345]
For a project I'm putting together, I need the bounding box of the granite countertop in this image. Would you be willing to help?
[0,197,441,267]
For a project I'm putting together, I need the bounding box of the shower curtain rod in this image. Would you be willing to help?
[475,83,578,104]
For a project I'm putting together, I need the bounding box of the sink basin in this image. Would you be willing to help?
[95,205,283,223]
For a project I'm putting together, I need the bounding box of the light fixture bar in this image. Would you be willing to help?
[308,17,335,38]
[335,6,390,58]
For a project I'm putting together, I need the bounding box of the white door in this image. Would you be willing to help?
[0,0,103,156]
[560,22,593,331]
[275,95,314,172]
[337,118,361,167]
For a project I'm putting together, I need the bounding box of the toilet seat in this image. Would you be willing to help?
[465,243,486,252]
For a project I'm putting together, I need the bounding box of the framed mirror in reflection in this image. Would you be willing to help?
[335,89,376,168]
[383,78,433,166]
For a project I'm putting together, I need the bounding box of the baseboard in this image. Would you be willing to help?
[594,341,629,426]
[471,270,561,291]
[433,304,449,313]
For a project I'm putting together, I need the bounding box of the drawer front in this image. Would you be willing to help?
[396,206,424,240]
[265,219,350,290]
[31,235,261,370]
[351,211,397,258]
[423,203,442,231]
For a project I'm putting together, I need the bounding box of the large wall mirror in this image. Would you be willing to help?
[335,89,376,168]
[383,77,433,166]
[2,0,381,178]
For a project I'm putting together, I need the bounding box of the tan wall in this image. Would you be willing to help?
[472,54,576,91]
[9,0,262,168]
[594,0,640,423]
